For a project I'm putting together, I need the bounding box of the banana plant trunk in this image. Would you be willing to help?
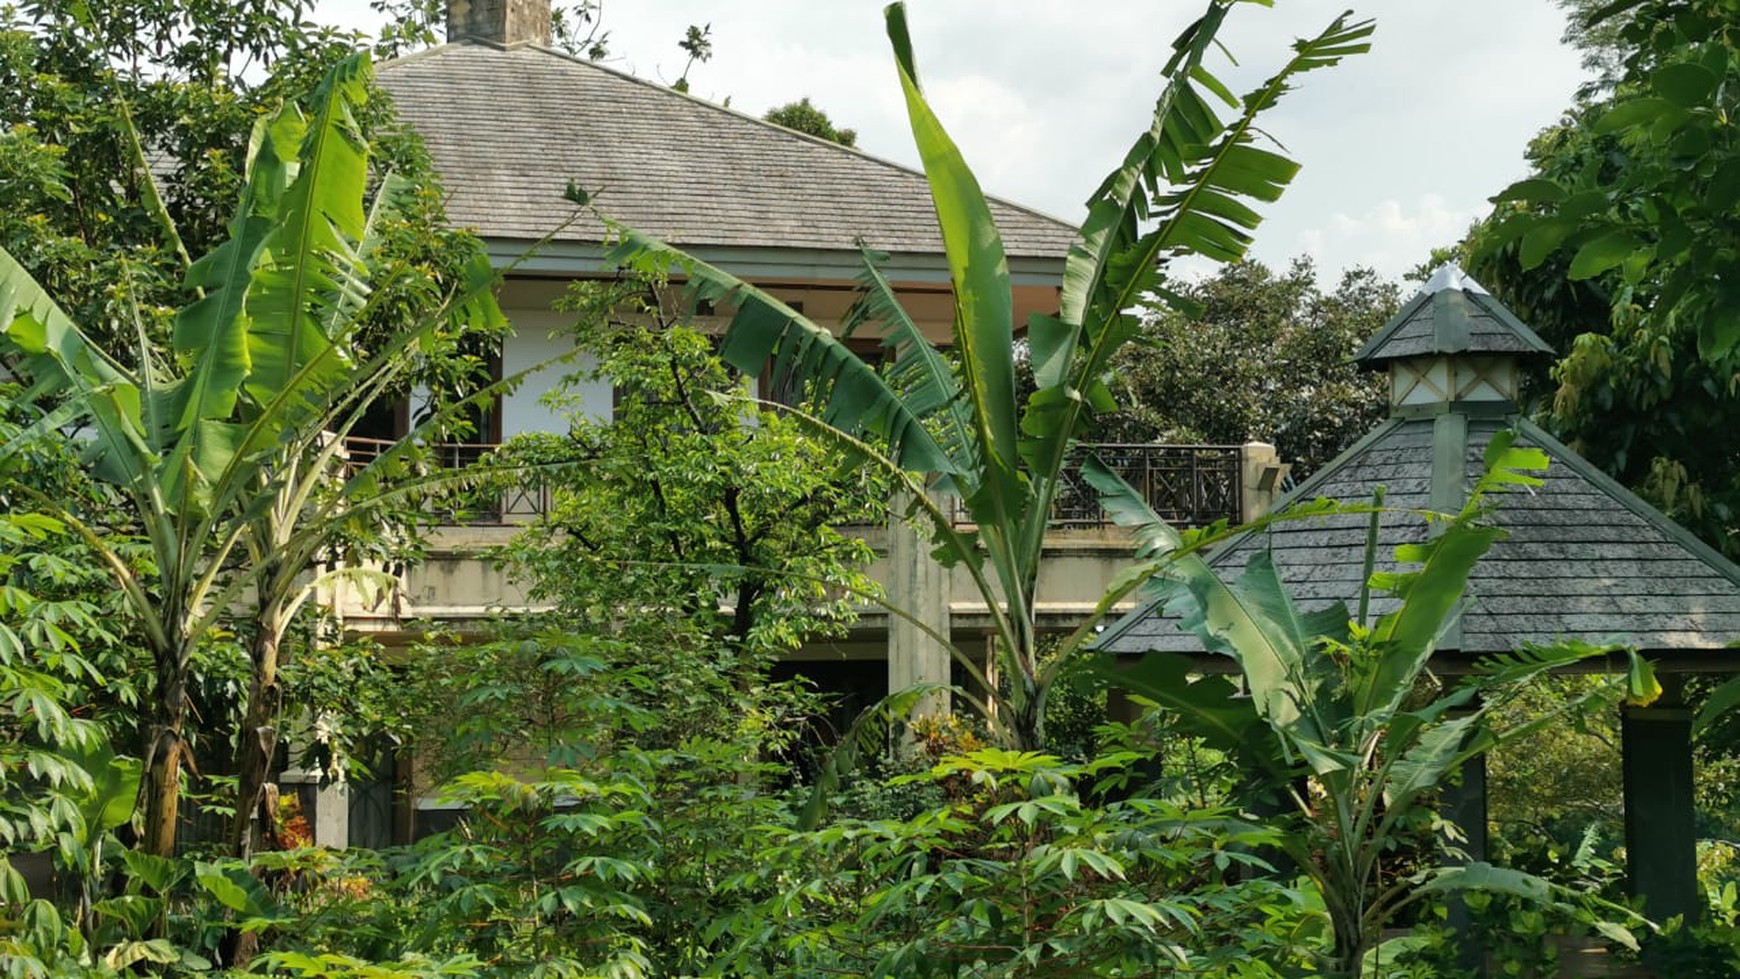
[229,624,285,860]
[141,655,190,858]
[1329,901,1369,979]
[1008,672,1045,752]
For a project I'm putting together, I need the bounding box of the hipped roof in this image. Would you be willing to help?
[1354,266,1555,367]
[1096,415,1740,658]
[376,41,1080,261]
[1099,271,1740,660]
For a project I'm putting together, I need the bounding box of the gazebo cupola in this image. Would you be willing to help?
[1353,264,1555,414]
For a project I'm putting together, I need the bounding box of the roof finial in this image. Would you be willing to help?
[1420,263,1490,297]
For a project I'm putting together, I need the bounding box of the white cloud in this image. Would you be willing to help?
[1297,195,1480,280]
[319,0,1594,285]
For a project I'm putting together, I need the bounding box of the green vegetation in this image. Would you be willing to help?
[763,97,859,147]
[1102,258,1396,479]
[611,3,1377,750]
[1099,433,1658,976]
[2,0,1737,976]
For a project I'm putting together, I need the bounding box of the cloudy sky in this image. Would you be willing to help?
[320,1,1592,284]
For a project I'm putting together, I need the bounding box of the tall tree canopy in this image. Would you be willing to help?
[1099,258,1396,480]
[1468,0,1740,555]
[764,97,858,147]
[0,0,494,403]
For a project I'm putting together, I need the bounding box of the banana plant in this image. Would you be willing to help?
[1091,432,1659,977]
[605,0,1375,749]
[0,52,507,861]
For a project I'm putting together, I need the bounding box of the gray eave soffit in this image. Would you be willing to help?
[484,237,1067,287]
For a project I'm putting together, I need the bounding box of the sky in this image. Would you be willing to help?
[316,1,1593,285]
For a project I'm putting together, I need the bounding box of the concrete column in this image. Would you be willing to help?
[278,768,349,849]
[886,490,952,718]
[1239,441,1289,522]
[1622,680,1699,923]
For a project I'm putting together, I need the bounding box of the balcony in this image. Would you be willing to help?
[340,437,1258,531]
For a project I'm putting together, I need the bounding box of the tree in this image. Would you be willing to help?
[492,280,882,660]
[1101,257,1395,479]
[1468,0,1740,557]
[763,97,858,147]
[371,0,612,60]
[1096,435,1658,977]
[607,1,1375,750]
[0,53,504,872]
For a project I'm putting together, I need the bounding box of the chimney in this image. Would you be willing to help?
[447,0,552,46]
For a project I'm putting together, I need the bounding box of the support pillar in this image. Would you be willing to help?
[1442,750,1489,975]
[887,490,952,718]
[1239,441,1289,523]
[278,769,349,849]
[1621,677,1698,923]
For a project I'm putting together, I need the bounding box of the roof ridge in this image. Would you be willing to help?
[378,39,1081,239]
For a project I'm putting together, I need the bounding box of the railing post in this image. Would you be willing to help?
[1239,441,1288,523]
[886,489,952,720]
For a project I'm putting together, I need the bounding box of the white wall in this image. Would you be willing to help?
[499,306,610,439]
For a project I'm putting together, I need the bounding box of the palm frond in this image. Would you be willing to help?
[604,225,958,477]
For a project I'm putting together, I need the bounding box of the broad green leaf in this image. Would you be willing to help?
[843,246,973,477]
[1419,862,1552,902]
[0,248,152,489]
[1519,218,1574,269]
[1090,650,1266,758]
[1695,674,1740,735]
[1707,158,1740,212]
[122,850,190,895]
[1623,651,1661,707]
[1593,96,1680,134]
[1384,712,1484,809]
[1651,62,1719,108]
[1490,177,1567,204]
[1361,519,1503,717]
[244,54,372,416]
[1568,230,1644,280]
[886,3,1023,543]
[94,895,165,939]
[604,227,955,476]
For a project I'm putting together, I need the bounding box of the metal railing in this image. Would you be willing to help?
[340,436,553,524]
[1049,443,1244,529]
[339,437,1244,530]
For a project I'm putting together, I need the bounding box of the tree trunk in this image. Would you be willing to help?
[1331,914,1367,979]
[222,628,284,972]
[228,629,283,861]
[1009,673,1045,752]
[140,669,189,858]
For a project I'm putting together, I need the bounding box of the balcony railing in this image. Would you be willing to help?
[339,437,1245,531]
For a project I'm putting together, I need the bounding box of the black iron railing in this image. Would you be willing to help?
[340,436,552,524]
[340,438,1244,530]
[1055,443,1244,528]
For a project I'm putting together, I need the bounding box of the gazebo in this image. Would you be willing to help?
[1095,266,1740,920]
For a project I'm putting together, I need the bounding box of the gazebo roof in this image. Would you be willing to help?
[1098,272,1740,661]
[1353,266,1555,367]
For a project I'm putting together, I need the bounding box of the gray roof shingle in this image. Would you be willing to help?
[1097,416,1740,657]
[1354,266,1555,367]
[377,42,1080,260]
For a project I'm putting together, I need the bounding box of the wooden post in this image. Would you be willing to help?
[1621,675,1699,923]
[1442,740,1490,976]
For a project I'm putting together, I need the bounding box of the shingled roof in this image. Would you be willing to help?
[1097,271,1740,660]
[1354,266,1555,366]
[376,41,1080,262]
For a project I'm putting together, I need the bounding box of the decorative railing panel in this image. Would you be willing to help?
[1053,443,1243,529]
[340,438,1244,531]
